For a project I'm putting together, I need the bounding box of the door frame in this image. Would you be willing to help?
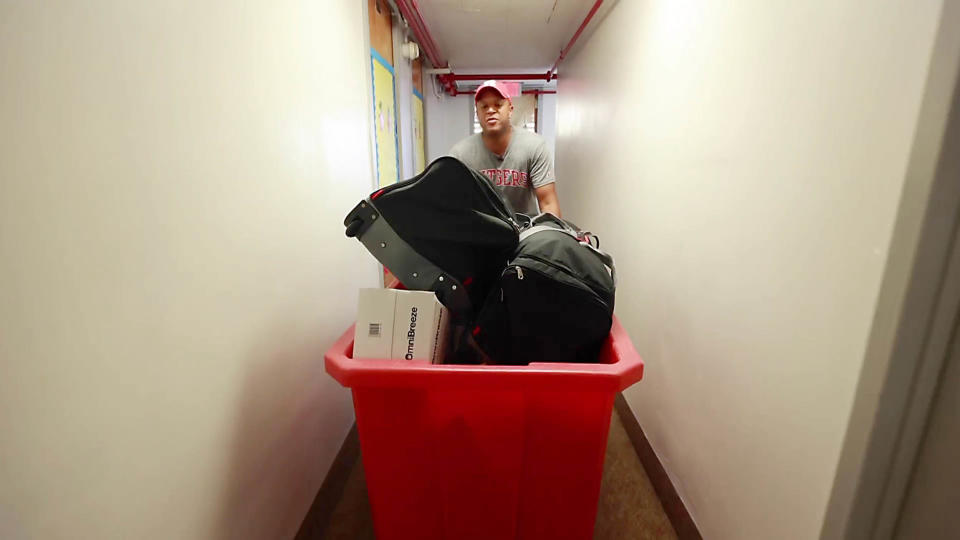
[820,3,960,538]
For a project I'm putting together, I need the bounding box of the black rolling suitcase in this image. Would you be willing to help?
[472,214,617,365]
[343,157,518,322]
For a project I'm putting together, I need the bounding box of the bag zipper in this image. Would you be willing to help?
[505,262,611,312]
[516,254,609,301]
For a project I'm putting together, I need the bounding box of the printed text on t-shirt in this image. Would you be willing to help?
[480,169,529,188]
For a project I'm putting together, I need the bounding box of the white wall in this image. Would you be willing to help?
[0,2,378,539]
[538,93,558,164]
[557,1,944,538]
[423,77,471,162]
[391,17,416,180]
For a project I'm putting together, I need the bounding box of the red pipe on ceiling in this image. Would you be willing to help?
[438,74,457,95]
[454,89,557,96]
[546,0,603,80]
[523,89,557,95]
[394,0,445,69]
[393,0,459,95]
[397,0,601,94]
[450,73,558,81]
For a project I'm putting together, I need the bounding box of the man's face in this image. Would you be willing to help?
[476,88,513,135]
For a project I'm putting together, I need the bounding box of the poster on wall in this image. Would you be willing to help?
[412,89,426,175]
[371,49,399,187]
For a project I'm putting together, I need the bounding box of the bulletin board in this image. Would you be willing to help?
[371,49,399,187]
[412,89,426,175]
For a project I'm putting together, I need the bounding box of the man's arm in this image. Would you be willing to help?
[528,138,560,216]
[535,183,561,218]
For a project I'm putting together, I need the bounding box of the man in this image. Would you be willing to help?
[448,80,561,217]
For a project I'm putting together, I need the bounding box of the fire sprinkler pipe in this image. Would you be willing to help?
[394,0,445,69]
[397,0,601,95]
[437,73,457,96]
[546,0,603,80]
[522,90,557,95]
[450,73,558,82]
[454,89,556,96]
[396,0,443,67]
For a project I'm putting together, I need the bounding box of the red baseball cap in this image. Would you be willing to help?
[475,80,513,101]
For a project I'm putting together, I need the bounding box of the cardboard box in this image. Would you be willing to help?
[354,288,397,360]
[353,289,450,363]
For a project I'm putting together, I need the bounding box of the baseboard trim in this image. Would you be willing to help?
[615,393,702,540]
[295,423,361,540]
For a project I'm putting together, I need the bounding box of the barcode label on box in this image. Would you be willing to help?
[368,323,382,338]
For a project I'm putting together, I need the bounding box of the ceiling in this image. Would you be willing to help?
[415,0,599,72]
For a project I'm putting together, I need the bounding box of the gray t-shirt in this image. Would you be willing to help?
[448,129,555,215]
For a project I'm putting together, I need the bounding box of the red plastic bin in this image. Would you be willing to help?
[324,316,644,540]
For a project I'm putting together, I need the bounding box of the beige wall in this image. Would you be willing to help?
[557,0,944,538]
[425,89,471,162]
[538,93,558,164]
[0,1,377,539]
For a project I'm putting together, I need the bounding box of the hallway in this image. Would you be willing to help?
[2,0,959,539]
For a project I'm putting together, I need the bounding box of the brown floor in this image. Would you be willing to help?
[319,411,677,540]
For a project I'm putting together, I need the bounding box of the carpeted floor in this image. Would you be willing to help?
[318,410,677,539]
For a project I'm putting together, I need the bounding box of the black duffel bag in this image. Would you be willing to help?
[472,213,617,365]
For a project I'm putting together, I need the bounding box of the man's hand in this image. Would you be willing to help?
[535,183,561,218]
